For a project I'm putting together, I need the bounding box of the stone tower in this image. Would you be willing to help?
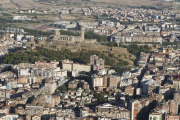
[54,30,60,39]
[55,30,60,36]
[81,26,84,41]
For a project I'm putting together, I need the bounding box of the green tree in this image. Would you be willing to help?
[61,94,65,100]
[85,31,107,42]
[56,85,67,93]
[93,93,107,104]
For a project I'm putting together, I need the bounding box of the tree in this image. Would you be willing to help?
[93,93,107,104]
[2,47,116,66]
[61,94,65,100]
[85,31,107,42]
[107,92,111,96]
[56,85,67,93]
[127,43,151,55]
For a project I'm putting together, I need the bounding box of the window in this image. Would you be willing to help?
[149,117,152,120]
[153,116,157,120]
[7,117,11,120]
[13,117,17,120]
[27,79,30,83]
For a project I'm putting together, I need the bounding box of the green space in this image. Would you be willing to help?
[102,42,118,47]
[55,84,67,93]
[2,47,116,65]
[1,45,138,72]
[127,44,151,55]
[0,17,42,29]
[163,42,180,46]
[112,66,132,73]
[0,7,8,11]
[93,93,107,104]
[102,42,152,55]
[21,27,80,37]
[85,31,107,42]
[16,13,57,17]
[102,42,127,48]
[22,27,54,37]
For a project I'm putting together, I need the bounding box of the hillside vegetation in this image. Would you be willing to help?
[2,47,116,65]
[2,43,151,66]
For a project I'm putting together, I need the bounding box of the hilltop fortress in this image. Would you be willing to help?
[30,26,98,52]
[53,26,96,44]
[25,26,135,65]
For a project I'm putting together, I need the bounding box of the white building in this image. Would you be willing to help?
[72,70,79,77]
[102,20,114,26]
[53,21,77,29]
[97,68,107,76]
[13,15,30,20]
[91,75,103,88]
[16,34,24,42]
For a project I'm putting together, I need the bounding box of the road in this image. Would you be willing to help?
[10,0,21,8]
[10,0,37,8]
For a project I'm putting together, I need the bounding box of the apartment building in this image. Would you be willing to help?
[90,55,104,71]
[108,76,119,88]
[35,60,59,68]
[68,79,89,90]
[91,75,103,88]
[95,103,130,119]
[62,59,91,72]
[165,113,180,120]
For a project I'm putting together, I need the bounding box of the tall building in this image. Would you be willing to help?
[165,113,180,120]
[103,74,111,87]
[90,55,99,65]
[131,98,151,120]
[91,74,103,88]
[169,100,178,114]
[174,91,180,105]
[90,55,104,71]
[108,76,119,88]
[131,100,140,120]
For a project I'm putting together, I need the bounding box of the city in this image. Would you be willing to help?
[0,0,180,120]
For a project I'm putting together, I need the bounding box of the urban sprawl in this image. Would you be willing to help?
[1,2,180,120]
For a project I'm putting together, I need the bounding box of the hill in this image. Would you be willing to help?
[0,0,174,9]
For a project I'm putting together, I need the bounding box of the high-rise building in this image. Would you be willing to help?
[91,74,103,88]
[174,91,180,105]
[90,55,104,71]
[169,100,178,114]
[131,98,151,120]
[108,76,119,88]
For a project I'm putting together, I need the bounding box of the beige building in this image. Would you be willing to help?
[91,75,103,88]
[95,103,130,119]
[62,59,91,72]
[68,79,89,90]
[149,112,162,120]
[112,34,162,44]
[45,80,57,94]
[35,60,59,68]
